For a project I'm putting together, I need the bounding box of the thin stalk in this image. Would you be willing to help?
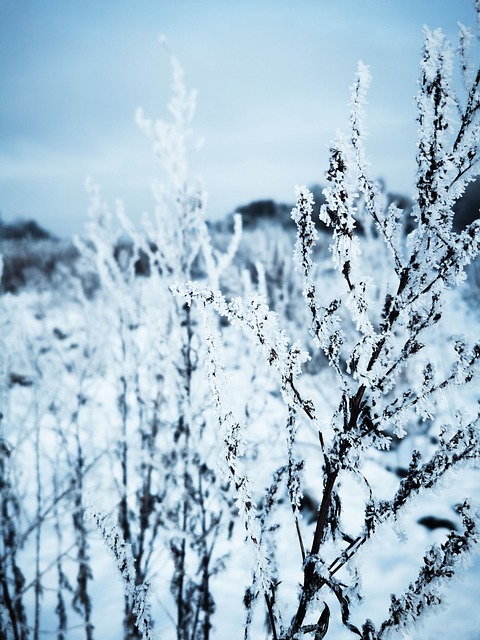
[34,412,42,640]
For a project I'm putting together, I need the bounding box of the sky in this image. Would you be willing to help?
[0,0,476,237]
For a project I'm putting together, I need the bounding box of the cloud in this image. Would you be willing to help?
[0,0,475,235]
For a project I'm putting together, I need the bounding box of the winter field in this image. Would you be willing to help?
[2,9,480,640]
[2,225,480,640]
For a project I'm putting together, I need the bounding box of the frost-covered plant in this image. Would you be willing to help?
[0,261,28,640]
[77,45,241,640]
[0,434,29,640]
[88,508,154,640]
[0,286,107,640]
[176,9,480,639]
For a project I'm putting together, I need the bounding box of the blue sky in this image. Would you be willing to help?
[0,0,476,236]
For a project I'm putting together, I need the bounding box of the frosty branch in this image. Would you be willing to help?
[176,7,480,639]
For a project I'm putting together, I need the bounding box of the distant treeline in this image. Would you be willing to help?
[1,178,479,293]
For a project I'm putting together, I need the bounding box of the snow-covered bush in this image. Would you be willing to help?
[74,49,242,640]
[176,10,480,639]
[0,47,243,640]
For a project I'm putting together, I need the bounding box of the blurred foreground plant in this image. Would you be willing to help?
[78,47,241,640]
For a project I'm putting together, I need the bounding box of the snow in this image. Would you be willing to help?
[1,238,479,639]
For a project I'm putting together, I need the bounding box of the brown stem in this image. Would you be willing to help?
[288,470,338,636]
[294,515,306,564]
[310,471,338,560]
[265,591,278,640]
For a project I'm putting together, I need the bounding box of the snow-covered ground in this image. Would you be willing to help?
[1,242,479,639]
